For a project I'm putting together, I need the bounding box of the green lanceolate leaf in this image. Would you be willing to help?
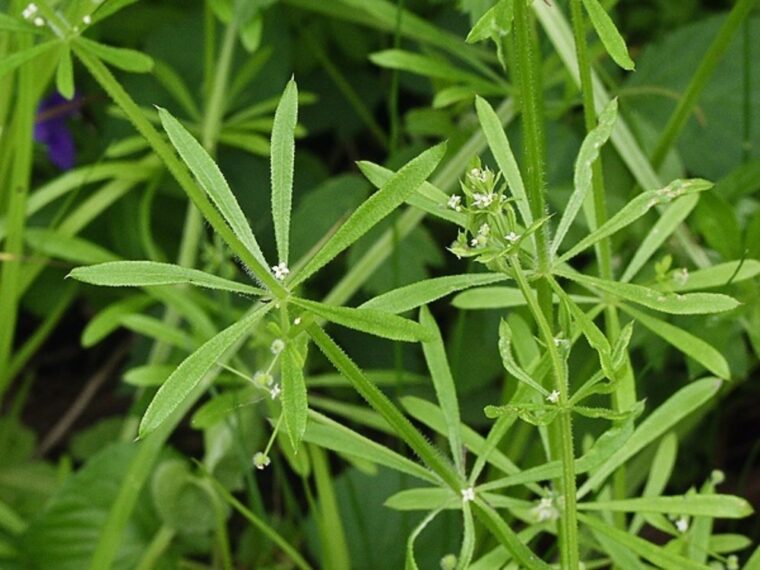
[497,319,548,397]
[360,273,506,314]
[556,270,740,315]
[292,142,447,287]
[579,494,753,518]
[621,193,700,283]
[158,107,269,269]
[76,37,154,73]
[271,77,298,265]
[26,229,118,264]
[622,305,731,379]
[292,298,433,342]
[81,295,154,347]
[420,307,464,472]
[630,433,678,533]
[552,98,617,254]
[669,259,760,292]
[475,96,531,225]
[453,287,528,309]
[69,261,263,296]
[557,178,713,263]
[580,377,722,496]
[282,338,308,449]
[466,0,514,44]
[580,514,708,569]
[56,45,75,100]
[0,40,57,81]
[580,0,635,70]
[139,304,271,437]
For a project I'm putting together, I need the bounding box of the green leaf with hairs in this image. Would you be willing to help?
[271,77,298,265]
[581,0,635,70]
[77,37,154,73]
[282,338,308,449]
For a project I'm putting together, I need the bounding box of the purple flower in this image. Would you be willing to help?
[34,92,82,170]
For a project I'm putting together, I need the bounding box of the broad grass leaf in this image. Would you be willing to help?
[420,307,464,472]
[292,142,446,287]
[76,37,153,73]
[580,0,635,70]
[670,259,760,292]
[271,78,298,265]
[158,107,268,268]
[56,45,75,100]
[552,99,617,254]
[580,514,709,569]
[622,305,731,379]
[303,411,437,484]
[0,40,57,81]
[281,339,308,449]
[139,305,270,437]
[293,298,433,342]
[475,96,531,225]
[621,193,700,283]
[69,260,263,296]
[557,270,740,315]
[580,377,722,496]
[360,273,506,314]
[558,178,712,263]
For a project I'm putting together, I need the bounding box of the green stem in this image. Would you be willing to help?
[649,0,757,171]
[72,45,286,298]
[511,260,579,568]
[134,526,175,570]
[0,32,37,396]
[512,0,553,321]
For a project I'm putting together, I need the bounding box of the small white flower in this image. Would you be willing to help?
[82,14,92,24]
[675,515,689,533]
[270,338,285,355]
[472,192,495,209]
[253,452,271,470]
[33,16,44,26]
[293,317,302,325]
[22,3,38,19]
[547,390,560,404]
[461,487,475,502]
[270,383,281,400]
[447,194,462,212]
[469,167,488,183]
[477,223,490,236]
[253,371,273,387]
[532,496,559,522]
[505,231,520,243]
[673,267,689,287]
[272,262,290,280]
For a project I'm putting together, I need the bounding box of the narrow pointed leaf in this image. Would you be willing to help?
[621,193,700,282]
[466,0,514,44]
[56,45,75,100]
[622,305,730,379]
[0,40,57,81]
[293,298,433,342]
[580,495,753,518]
[580,0,635,70]
[420,307,464,472]
[557,270,740,315]
[580,377,722,496]
[69,261,263,296]
[630,433,678,533]
[292,142,446,287]
[670,259,760,292]
[360,273,506,314]
[385,488,457,511]
[139,305,271,437]
[558,179,712,263]
[158,107,268,269]
[580,514,708,569]
[271,78,298,265]
[77,37,153,73]
[475,96,531,225]
[282,339,308,449]
[552,99,617,254]
[498,319,548,397]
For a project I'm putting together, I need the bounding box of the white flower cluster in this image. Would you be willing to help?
[272,262,290,280]
[22,3,45,27]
